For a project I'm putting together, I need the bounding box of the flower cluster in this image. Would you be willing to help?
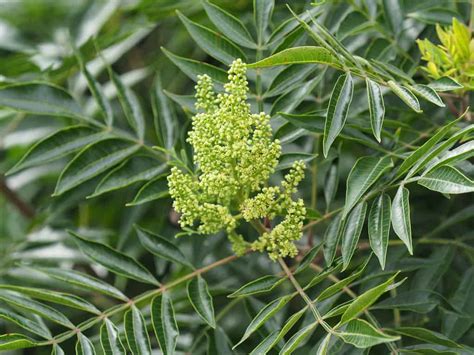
[168,59,306,260]
[417,18,474,91]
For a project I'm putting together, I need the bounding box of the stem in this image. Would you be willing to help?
[0,175,35,219]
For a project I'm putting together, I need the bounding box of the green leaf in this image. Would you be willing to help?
[387,80,421,112]
[368,193,391,270]
[418,166,474,194]
[317,259,368,301]
[124,306,152,355]
[366,78,385,142]
[410,85,445,107]
[408,8,461,25]
[7,126,105,175]
[51,344,66,355]
[151,294,179,355]
[203,1,256,48]
[428,77,463,91]
[337,319,399,348]
[341,201,367,270]
[69,231,159,286]
[395,119,465,179]
[340,274,398,324]
[78,56,113,126]
[315,334,332,355]
[76,333,96,355]
[323,213,344,265]
[0,291,73,328]
[304,263,343,290]
[265,64,315,98]
[343,156,393,218]
[187,276,216,328]
[390,327,461,349]
[250,330,279,355]
[35,266,127,301]
[0,308,51,339]
[135,225,193,268]
[280,322,317,355]
[324,158,339,210]
[323,73,354,157]
[0,334,38,351]
[207,327,233,355]
[382,0,403,35]
[425,141,474,173]
[295,242,323,274]
[373,290,439,313]
[108,69,145,140]
[161,47,228,84]
[247,46,337,68]
[254,0,274,44]
[178,11,246,64]
[54,138,140,195]
[276,153,315,170]
[100,319,126,355]
[391,186,413,254]
[234,295,292,348]
[0,83,85,120]
[152,76,177,150]
[229,275,284,298]
[126,175,169,206]
[91,157,166,197]
[0,285,100,314]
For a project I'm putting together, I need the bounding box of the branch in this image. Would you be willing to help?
[0,175,35,219]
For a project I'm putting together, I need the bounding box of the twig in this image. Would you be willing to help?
[0,175,35,219]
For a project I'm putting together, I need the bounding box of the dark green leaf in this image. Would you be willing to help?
[76,333,96,355]
[418,166,474,194]
[374,290,439,313]
[337,319,399,348]
[280,322,317,354]
[390,327,461,349]
[126,175,169,206]
[366,78,385,142]
[387,80,421,112]
[152,76,177,150]
[391,186,413,254]
[368,194,391,270]
[254,0,274,44]
[124,306,152,355]
[341,202,367,270]
[428,77,463,91]
[295,242,323,274]
[151,294,178,355]
[100,319,126,355]
[276,153,315,170]
[228,275,284,298]
[69,231,159,285]
[323,213,344,266]
[187,276,216,328]
[0,308,51,339]
[410,85,445,107]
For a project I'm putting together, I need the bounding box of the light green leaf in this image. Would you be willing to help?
[35,266,127,301]
[343,156,393,218]
[100,319,126,355]
[151,294,179,355]
[323,73,354,157]
[247,46,337,68]
[234,295,292,348]
[76,333,96,355]
[337,319,399,348]
[425,141,474,173]
[7,126,105,175]
[410,84,445,107]
[0,308,51,339]
[203,1,256,48]
[126,175,169,206]
[54,138,140,195]
[323,213,344,266]
[0,291,73,328]
[280,322,317,355]
[254,0,274,44]
[135,225,193,268]
[295,242,323,274]
[418,166,474,194]
[124,306,152,355]
[152,76,177,150]
[187,276,216,328]
[0,334,38,351]
[428,77,463,91]
[391,186,413,254]
[91,157,166,197]
[340,274,398,324]
[368,193,391,270]
[341,201,367,270]
[0,285,100,314]
[387,80,421,112]
[395,119,466,179]
[69,231,159,286]
[228,275,284,298]
[0,83,85,120]
[178,11,246,64]
[366,78,385,142]
[390,327,461,349]
[161,47,228,84]
[108,69,145,140]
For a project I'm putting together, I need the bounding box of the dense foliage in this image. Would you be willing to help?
[0,0,473,354]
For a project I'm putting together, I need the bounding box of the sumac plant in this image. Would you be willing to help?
[0,0,473,354]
